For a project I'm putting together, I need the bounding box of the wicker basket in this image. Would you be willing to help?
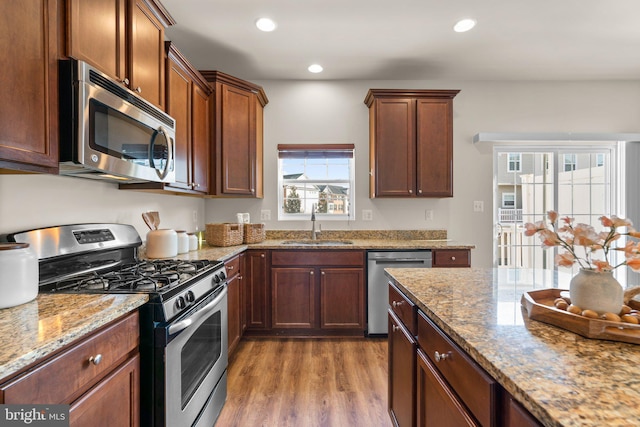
[243,223,265,243]
[205,223,244,247]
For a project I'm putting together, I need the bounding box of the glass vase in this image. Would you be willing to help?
[569,268,624,315]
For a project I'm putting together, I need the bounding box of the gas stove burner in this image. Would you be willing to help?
[80,276,110,291]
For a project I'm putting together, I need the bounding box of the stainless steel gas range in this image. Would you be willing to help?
[3,223,228,427]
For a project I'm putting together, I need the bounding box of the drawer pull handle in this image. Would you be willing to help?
[392,325,400,332]
[392,301,404,308]
[89,354,103,366]
[228,265,234,270]
[434,351,451,362]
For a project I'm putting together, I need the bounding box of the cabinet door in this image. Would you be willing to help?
[272,268,315,328]
[166,56,192,191]
[69,355,140,427]
[67,0,126,83]
[389,310,416,427]
[220,85,256,195]
[416,98,453,197]
[416,349,478,427]
[245,250,269,329]
[191,83,210,193]
[0,0,59,173]
[227,272,241,354]
[129,0,165,109]
[320,268,364,329]
[372,98,416,197]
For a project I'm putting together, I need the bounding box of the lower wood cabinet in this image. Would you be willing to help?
[226,253,244,356]
[0,311,140,426]
[244,250,269,330]
[389,283,542,427]
[432,249,471,268]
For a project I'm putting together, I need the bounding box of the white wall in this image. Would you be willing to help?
[1,80,639,268]
[205,79,640,268]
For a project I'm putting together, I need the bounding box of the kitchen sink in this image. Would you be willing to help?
[281,239,353,246]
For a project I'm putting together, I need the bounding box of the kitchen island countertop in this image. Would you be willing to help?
[385,267,640,427]
[0,293,148,382]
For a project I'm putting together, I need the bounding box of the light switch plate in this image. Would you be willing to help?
[260,210,271,221]
[473,201,484,212]
[362,210,373,221]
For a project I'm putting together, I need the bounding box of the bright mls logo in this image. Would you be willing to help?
[0,405,69,427]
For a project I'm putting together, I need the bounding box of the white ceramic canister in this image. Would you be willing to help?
[188,233,198,251]
[146,229,178,258]
[176,230,189,254]
[0,243,39,309]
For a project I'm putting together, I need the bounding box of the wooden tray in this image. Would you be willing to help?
[521,288,640,345]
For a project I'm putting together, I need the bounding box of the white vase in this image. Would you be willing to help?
[569,268,624,314]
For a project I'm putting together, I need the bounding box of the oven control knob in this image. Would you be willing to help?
[176,296,186,310]
[185,291,195,303]
[213,274,221,284]
[219,271,226,280]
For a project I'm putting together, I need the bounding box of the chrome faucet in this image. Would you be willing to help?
[310,203,321,240]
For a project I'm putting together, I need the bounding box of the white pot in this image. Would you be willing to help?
[146,229,178,259]
[176,230,189,254]
[0,243,38,309]
[569,268,624,314]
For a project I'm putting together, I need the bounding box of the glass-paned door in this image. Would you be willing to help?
[494,147,618,277]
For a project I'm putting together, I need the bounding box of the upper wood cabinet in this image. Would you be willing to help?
[66,0,174,109]
[0,0,59,174]
[364,89,459,198]
[201,71,268,198]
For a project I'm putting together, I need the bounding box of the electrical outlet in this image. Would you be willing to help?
[192,210,198,223]
[473,201,484,212]
[425,210,434,220]
[260,210,271,221]
[362,210,373,221]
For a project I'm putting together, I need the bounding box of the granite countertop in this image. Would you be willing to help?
[385,267,640,427]
[0,293,148,382]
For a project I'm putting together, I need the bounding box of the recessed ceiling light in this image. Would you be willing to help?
[256,17,277,32]
[308,64,323,73]
[454,18,476,33]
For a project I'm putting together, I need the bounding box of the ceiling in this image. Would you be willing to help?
[161,0,640,81]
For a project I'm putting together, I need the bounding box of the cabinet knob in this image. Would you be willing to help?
[321,271,325,275]
[418,189,422,194]
[121,78,130,85]
[135,86,142,93]
[251,188,255,192]
[434,351,451,362]
[260,254,265,258]
[451,256,456,261]
[392,300,404,308]
[310,270,314,275]
[392,325,400,332]
[408,190,413,194]
[228,265,234,270]
[89,354,103,365]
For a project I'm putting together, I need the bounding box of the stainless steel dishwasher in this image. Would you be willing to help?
[367,250,432,335]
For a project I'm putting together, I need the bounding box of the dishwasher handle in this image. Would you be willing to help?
[373,258,430,264]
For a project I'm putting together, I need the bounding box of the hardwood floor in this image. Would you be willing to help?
[215,338,392,427]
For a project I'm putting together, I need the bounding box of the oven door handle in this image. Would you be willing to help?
[167,286,227,336]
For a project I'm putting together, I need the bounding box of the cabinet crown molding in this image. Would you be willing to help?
[200,70,269,106]
[364,89,460,107]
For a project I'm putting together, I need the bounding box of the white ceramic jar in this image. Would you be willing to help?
[188,233,198,251]
[0,243,39,309]
[176,230,189,254]
[146,229,178,258]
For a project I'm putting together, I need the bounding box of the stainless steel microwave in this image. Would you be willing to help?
[59,59,176,183]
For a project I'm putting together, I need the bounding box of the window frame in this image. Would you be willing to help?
[277,144,356,221]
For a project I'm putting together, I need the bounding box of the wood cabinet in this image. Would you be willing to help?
[432,249,471,268]
[0,312,140,426]
[226,253,244,356]
[244,250,270,330]
[365,89,459,198]
[388,309,416,427]
[269,250,365,335]
[201,71,268,198]
[0,0,59,174]
[66,0,174,109]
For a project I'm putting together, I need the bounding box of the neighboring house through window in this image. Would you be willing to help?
[563,154,577,171]
[278,144,355,220]
[507,153,521,172]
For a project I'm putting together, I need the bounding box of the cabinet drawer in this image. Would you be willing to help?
[1,312,139,404]
[389,283,417,335]
[271,250,364,267]
[225,254,241,278]
[417,311,496,427]
[433,249,470,267]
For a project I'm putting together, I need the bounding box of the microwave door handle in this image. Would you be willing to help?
[149,126,172,180]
